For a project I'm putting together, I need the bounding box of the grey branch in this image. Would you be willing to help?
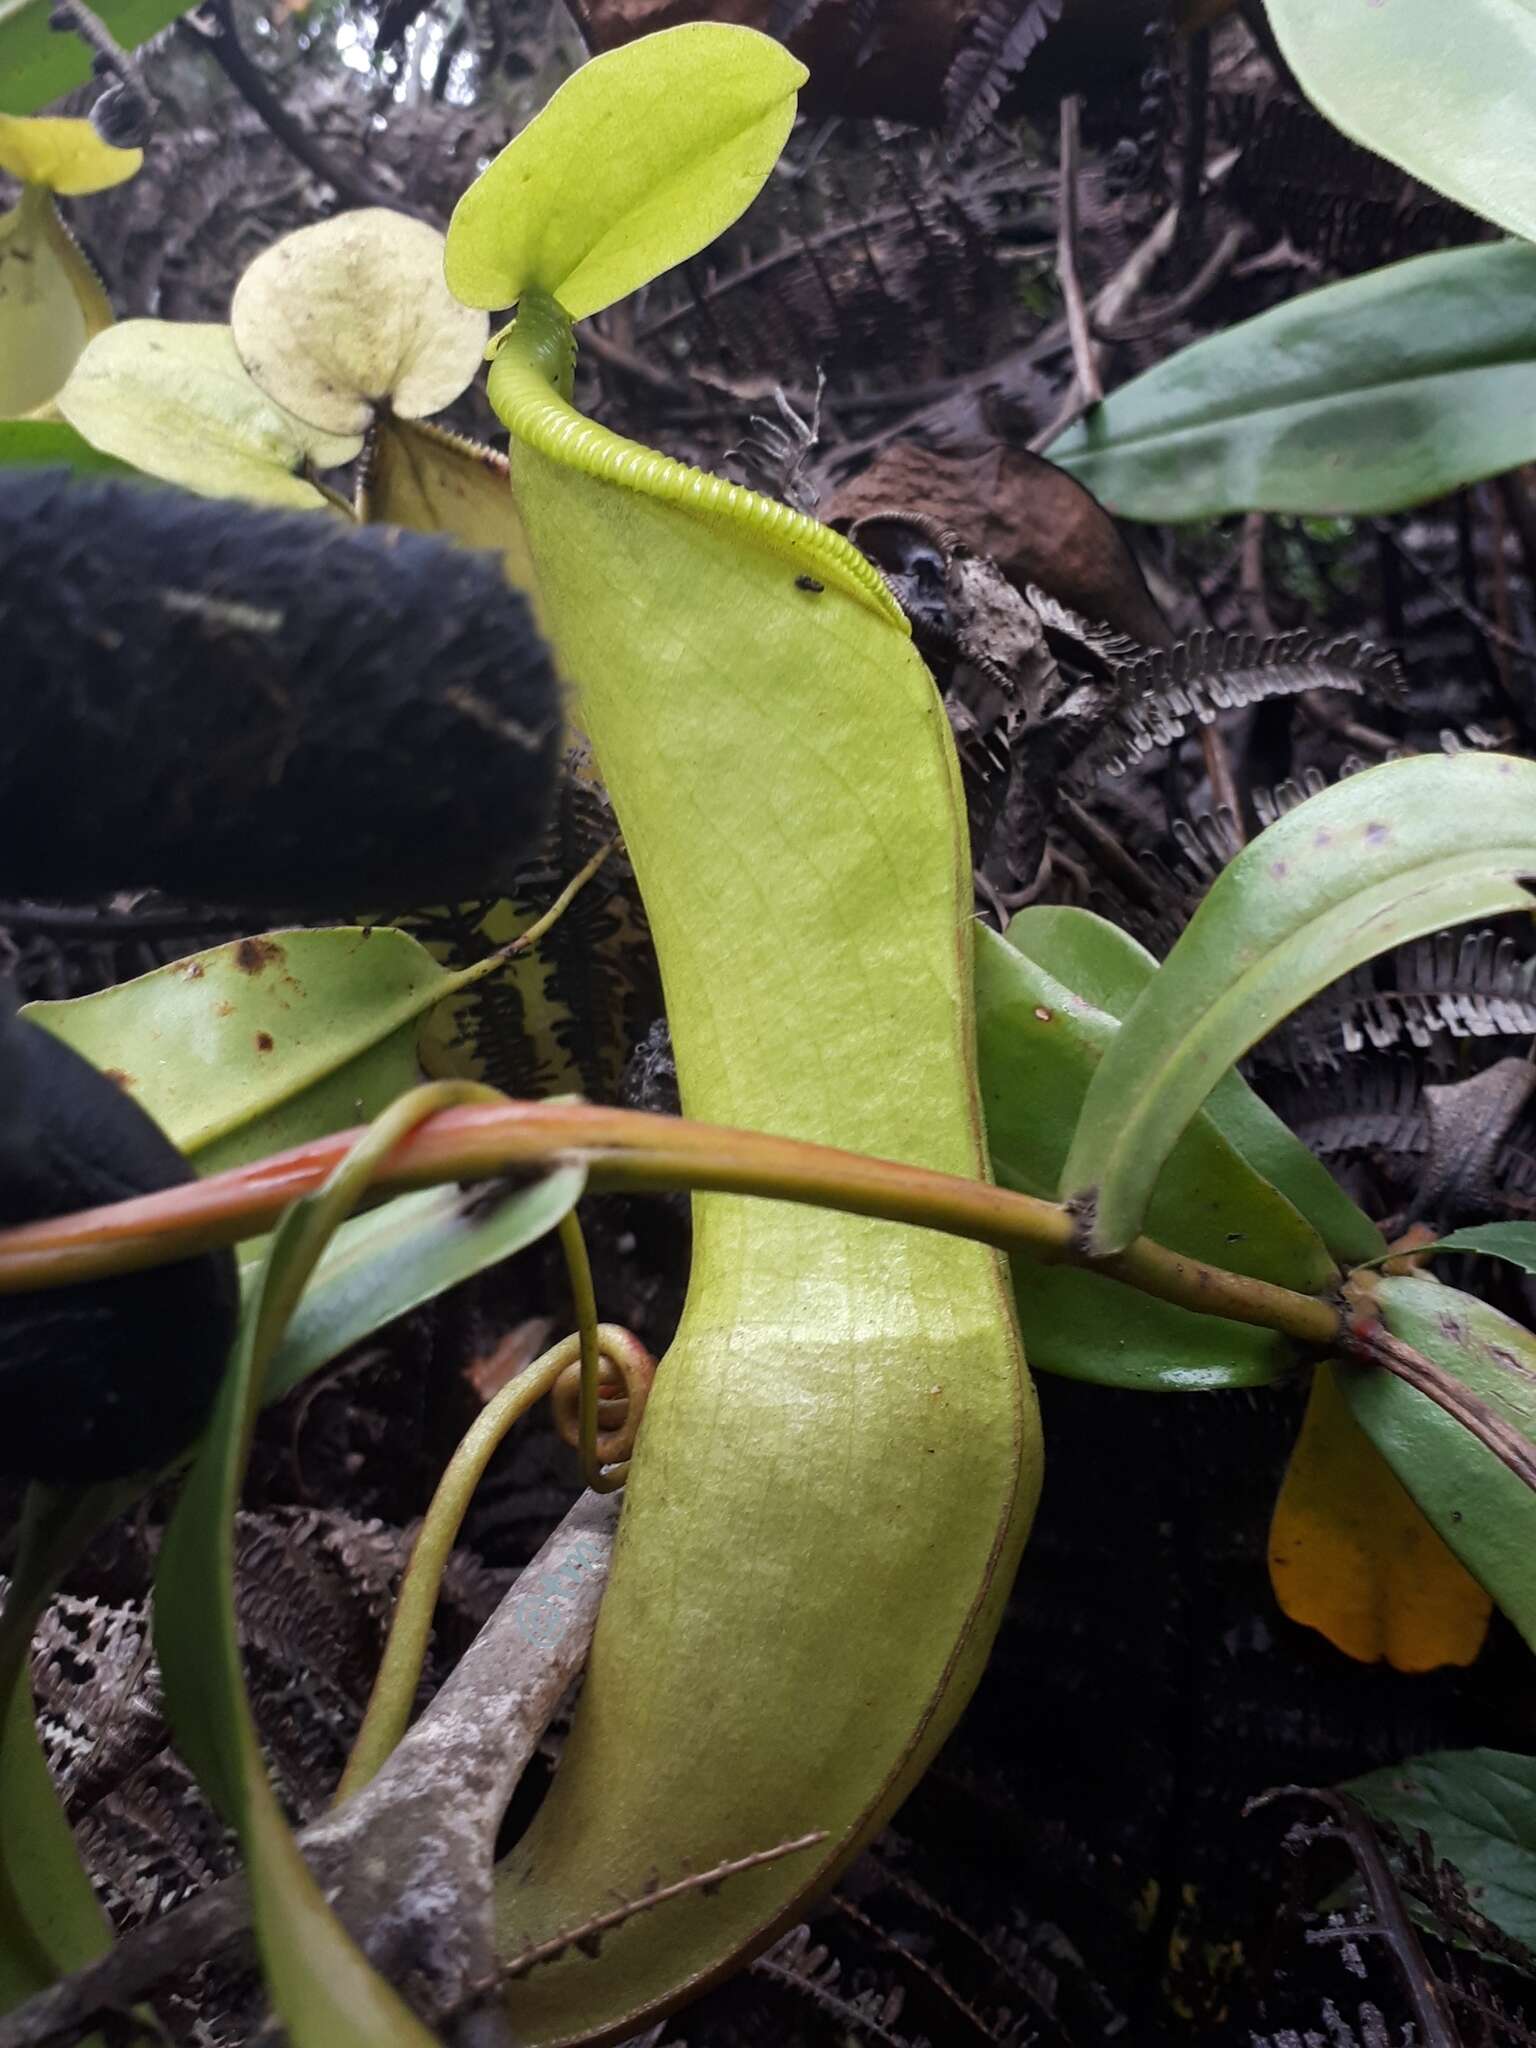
[178,0,413,217]
[0,1491,621,2048]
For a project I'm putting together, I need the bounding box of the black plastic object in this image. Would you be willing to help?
[0,471,563,905]
[0,979,239,1481]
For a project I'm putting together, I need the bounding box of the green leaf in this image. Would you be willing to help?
[444,23,805,318]
[0,187,110,418]
[1061,753,1536,1256]
[25,926,501,1174]
[0,418,128,474]
[232,211,488,439]
[259,1168,585,1406]
[1339,1273,1536,1653]
[1421,1223,1536,1276]
[0,0,187,115]
[0,1483,137,2027]
[55,322,360,509]
[0,1677,107,2021]
[1264,0,1536,247]
[1002,903,1155,1016]
[155,1191,439,2047]
[1004,1260,1291,1391]
[1345,1747,1536,1954]
[1053,241,1536,520]
[976,922,1326,1390]
[1198,1062,1389,1269]
[1005,905,1385,1262]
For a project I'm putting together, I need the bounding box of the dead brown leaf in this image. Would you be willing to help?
[826,440,1171,647]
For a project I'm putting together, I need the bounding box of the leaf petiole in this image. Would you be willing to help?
[0,1097,1341,1344]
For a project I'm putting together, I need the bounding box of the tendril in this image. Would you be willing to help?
[336,1315,654,1802]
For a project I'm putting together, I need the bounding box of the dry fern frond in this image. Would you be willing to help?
[945,0,1066,154]
[1082,633,1402,779]
[753,1923,927,2046]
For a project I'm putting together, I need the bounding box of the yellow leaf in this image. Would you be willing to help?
[56,321,361,508]
[0,186,110,417]
[361,415,538,598]
[0,113,140,194]
[359,418,653,1103]
[1269,1363,1491,1672]
[232,211,487,438]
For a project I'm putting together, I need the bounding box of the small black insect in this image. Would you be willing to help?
[795,575,825,594]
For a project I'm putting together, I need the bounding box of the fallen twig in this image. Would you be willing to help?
[0,1492,621,2048]
[1055,96,1101,410]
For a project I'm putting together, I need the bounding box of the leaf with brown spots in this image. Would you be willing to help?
[235,937,285,977]
[1342,1274,1536,1655]
[23,926,514,1176]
